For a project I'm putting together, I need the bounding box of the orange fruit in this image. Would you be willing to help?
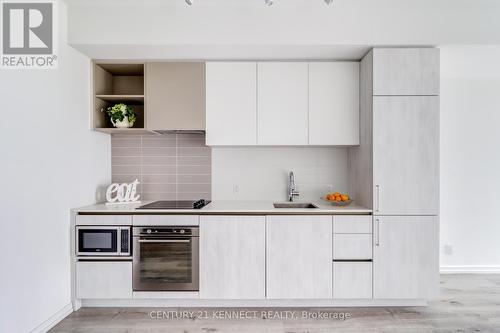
[327,192,352,202]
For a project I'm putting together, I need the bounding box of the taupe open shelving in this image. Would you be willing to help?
[95,95,144,103]
[92,62,148,134]
[91,61,206,134]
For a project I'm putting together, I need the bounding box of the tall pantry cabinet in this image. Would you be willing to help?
[350,48,440,300]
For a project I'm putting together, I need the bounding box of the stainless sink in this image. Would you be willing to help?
[273,202,318,209]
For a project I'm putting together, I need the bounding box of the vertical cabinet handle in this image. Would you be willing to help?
[375,218,380,246]
[375,185,381,212]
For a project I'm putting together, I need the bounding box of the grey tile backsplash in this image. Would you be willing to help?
[111,133,211,201]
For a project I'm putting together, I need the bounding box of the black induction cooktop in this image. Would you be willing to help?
[137,199,210,210]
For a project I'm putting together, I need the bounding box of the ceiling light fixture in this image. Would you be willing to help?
[184,0,331,7]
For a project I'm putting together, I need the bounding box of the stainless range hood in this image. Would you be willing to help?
[152,129,206,135]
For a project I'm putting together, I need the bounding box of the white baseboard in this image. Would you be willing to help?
[440,265,500,274]
[81,298,427,307]
[30,303,73,333]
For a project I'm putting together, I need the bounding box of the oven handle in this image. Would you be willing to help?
[138,239,191,243]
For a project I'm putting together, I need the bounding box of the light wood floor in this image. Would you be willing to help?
[51,274,500,333]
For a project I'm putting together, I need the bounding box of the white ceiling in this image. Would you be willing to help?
[63,0,500,60]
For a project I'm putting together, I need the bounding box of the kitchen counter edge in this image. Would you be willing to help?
[72,201,372,215]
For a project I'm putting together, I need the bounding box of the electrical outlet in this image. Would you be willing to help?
[233,184,239,194]
[444,245,453,255]
[326,184,333,192]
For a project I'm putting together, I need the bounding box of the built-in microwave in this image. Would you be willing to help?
[76,226,131,256]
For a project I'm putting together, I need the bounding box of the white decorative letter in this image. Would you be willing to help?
[105,183,119,203]
[117,183,129,202]
[105,180,141,205]
[130,179,140,201]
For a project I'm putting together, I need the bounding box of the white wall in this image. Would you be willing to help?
[0,1,111,332]
[212,147,349,201]
[440,46,500,272]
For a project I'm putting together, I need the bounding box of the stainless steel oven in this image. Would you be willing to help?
[133,226,199,291]
[76,226,131,256]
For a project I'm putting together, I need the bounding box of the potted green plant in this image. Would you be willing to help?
[102,103,137,128]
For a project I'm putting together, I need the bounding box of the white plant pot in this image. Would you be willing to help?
[111,116,132,128]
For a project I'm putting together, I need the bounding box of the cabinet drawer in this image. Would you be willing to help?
[333,262,372,299]
[76,215,132,226]
[133,215,199,226]
[333,216,372,234]
[333,234,372,260]
[76,262,132,299]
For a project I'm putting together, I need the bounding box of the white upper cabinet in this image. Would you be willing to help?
[206,62,257,145]
[373,216,439,299]
[309,62,360,145]
[205,61,360,146]
[372,48,440,96]
[372,96,439,215]
[257,62,309,145]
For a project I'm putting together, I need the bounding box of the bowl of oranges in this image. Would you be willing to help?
[323,192,352,206]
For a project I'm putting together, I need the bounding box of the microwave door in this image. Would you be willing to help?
[77,227,119,256]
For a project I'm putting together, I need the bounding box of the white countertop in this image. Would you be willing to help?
[73,200,372,215]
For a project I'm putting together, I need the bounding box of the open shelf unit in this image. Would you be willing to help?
[95,95,144,103]
[92,62,147,133]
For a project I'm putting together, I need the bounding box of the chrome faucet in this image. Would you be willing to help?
[288,171,300,202]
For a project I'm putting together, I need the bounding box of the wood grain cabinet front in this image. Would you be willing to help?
[266,215,333,299]
[76,262,132,299]
[333,262,372,299]
[76,215,132,226]
[373,48,439,96]
[373,216,439,299]
[333,215,372,234]
[333,234,372,260]
[372,96,439,215]
[199,216,266,299]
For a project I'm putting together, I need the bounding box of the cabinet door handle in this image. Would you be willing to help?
[375,185,381,212]
[375,218,380,246]
[138,239,190,243]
